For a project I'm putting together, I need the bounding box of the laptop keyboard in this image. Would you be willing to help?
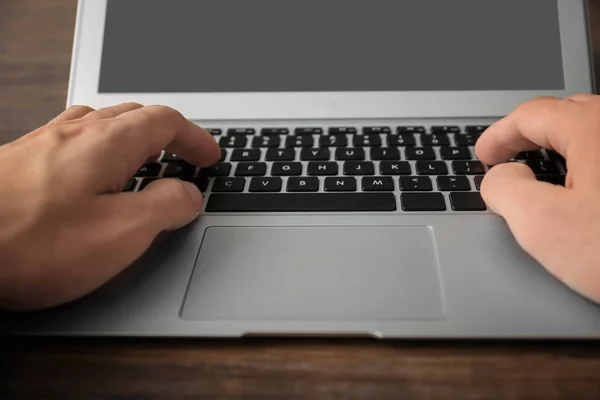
[124,125,567,213]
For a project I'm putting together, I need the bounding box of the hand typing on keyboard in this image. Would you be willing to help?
[0,103,220,310]
[1,94,598,310]
[475,94,600,304]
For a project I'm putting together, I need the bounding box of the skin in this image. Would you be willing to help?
[0,103,220,310]
[476,94,600,305]
[0,96,599,311]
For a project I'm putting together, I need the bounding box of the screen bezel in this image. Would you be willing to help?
[68,0,594,120]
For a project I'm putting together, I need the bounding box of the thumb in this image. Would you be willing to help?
[481,162,568,248]
[134,178,204,231]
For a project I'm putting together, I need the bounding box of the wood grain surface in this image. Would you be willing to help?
[1,1,600,399]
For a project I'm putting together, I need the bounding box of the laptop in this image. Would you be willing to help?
[3,0,600,338]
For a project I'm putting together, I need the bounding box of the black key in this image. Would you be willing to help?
[401,193,446,211]
[219,135,247,148]
[231,149,261,162]
[249,177,283,192]
[525,160,560,175]
[286,135,314,147]
[188,176,210,192]
[397,126,426,134]
[212,178,246,192]
[465,125,489,134]
[416,161,448,175]
[139,177,159,190]
[399,176,433,191]
[319,134,348,147]
[454,133,481,146]
[363,126,391,134]
[146,154,162,163]
[122,178,137,192]
[353,134,381,147]
[206,128,222,136]
[300,148,330,161]
[431,126,460,134]
[371,147,401,161]
[136,163,161,177]
[452,161,485,175]
[271,162,303,176]
[205,193,397,212]
[161,153,183,162]
[163,162,196,179]
[329,127,357,135]
[440,147,472,160]
[295,127,323,136]
[219,149,227,162]
[266,148,296,161]
[387,134,416,147]
[227,128,255,136]
[227,128,256,136]
[474,176,484,191]
[335,148,365,161]
[252,135,280,148]
[405,147,436,160]
[421,134,450,146]
[437,176,471,191]
[380,161,412,175]
[287,177,320,192]
[515,151,544,160]
[362,177,394,191]
[547,150,567,169]
[235,162,267,176]
[324,177,357,192]
[343,161,375,176]
[307,162,338,176]
[537,175,566,186]
[450,192,487,211]
[204,163,232,177]
[261,128,289,136]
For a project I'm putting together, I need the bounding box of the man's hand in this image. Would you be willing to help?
[0,103,220,310]
[476,94,600,304]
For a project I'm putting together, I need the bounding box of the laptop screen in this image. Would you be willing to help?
[98,0,564,93]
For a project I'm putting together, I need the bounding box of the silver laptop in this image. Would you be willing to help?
[4,0,600,338]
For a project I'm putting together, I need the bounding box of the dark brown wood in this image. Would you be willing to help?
[1,1,600,399]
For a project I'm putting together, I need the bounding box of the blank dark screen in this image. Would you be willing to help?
[98,0,564,93]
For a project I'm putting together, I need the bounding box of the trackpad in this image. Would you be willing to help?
[181,226,445,321]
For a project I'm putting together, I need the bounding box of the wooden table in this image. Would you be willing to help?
[1,1,600,399]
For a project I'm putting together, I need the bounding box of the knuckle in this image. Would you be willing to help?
[121,101,143,108]
[48,125,82,143]
[145,105,184,120]
[68,105,95,114]
[514,96,559,117]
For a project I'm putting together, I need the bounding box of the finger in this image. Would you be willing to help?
[25,181,203,309]
[474,97,599,184]
[481,162,568,219]
[475,97,568,165]
[111,105,221,170]
[565,93,597,102]
[49,105,95,124]
[480,162,570,262]
[112,178,204,232]
[480,163,600,304]
[480,162,572,261]
[81,102,144,120]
